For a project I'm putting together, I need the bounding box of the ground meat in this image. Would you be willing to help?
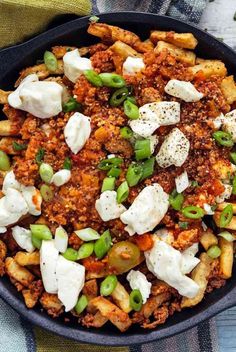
[90,49,115,73]
[142,306,169,329]
[173,229,199,251]
[40,292,64,318]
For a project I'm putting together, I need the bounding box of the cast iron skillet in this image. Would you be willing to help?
[0,12,236,346]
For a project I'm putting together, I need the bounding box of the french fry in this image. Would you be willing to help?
[22,280,43,308]
[91,311,108,327]
[217,202,236,213]
[111,281,131,313]
[40,292,64,317]
[0,89,11,104]
[219,237,233,279]
[14,251,40,266]
[90,296,132,332]
[214,212,236,230]
[200,230,218,251]
[181,253,212,308]
[154,41,196,66]
[0,239,7,276]
[189,60,227,78]
[220,75,236,104]
[150,31,198,49]
[0,120,20,136]
[5,257,35,287]
[51,45,77,58]
[110,41,141,59]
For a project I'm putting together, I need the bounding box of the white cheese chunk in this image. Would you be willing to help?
[21,186,42,216]
[2,170,21,194]
[175,171,189,193]
[56,255,85,312]
[154,228,174,245]
[149,135,159,154]
[64,112,91,154]
[54,226,68,253]
[123,57,145,75]
[51,170,71,187]
[156,128,190,168]
[5,188,28,215]
[63,49,92,83]
[127,270,151,304]
[12,226,35,253]
[8,74,63,119]
[216,184,233,203]
[203,203,215,215]
[95,191,126,222]
[145,238,199,298]
[40,240,59,294]
[222,109,236,142]
[0,227,7,233]
[181,243,200,274]
[130,101,180,138]
[120,183,169,236]
[212,113,225,130]
[164,79,204,102]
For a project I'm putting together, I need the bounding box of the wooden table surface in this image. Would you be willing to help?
[200,1,236,350]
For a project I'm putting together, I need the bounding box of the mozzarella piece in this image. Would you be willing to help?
[156,128,190,168]
[120,183,169,236]
[216,184,233,203]
[212,113,225,130]
[54,226,68,253]
[51,170,71,187]
[95,191,126,222]
[64,112,91,154]
[56,255,85,312]
[130,101,180,138]
[145,238,199,298]
[5,188,28,215]
[2,170,21,194]
[154,228,174,245]
[175,171,189,193]
[181,243,200,274]
[0,227,7,233]
[63,49,92,83]
[123,57,145,75]
[149,135,159,154]
[40,240,59,294]
[222,109,236,142]
[164,79,204,102]
[12,226,35,253]
[21,186,42,216]
[203,203,215,215]
[0,197,20,227]
[126,270,151,304]
[8,74,63,119]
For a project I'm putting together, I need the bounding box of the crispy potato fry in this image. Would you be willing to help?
[0,120,20,136]
[88,23,152,53]
[217,202,236,213]
[110,41,141,59]
[189,60,227,78]
[91,311,108,327]
[90,296,132,332]
[14,251,40,266]
[154,41,196,66]
[181,253,212,308]
[214,212,236,230]
[219,237,233,279]
[212,159,235,180]
[200,230,218,251]
[111,281,131,313]
[51,45,77,58]
[82,279,98,300]
[133,292,171,321]
[22,280,43,308]
[150,31,198,49]
[0,239,7,276]
[220,75,236,104]
[40,292,64,318]
[0,89,11,104]
[5,257,35,287]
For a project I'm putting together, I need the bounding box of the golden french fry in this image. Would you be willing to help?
[212,159,235,180]
[154,41,196,66]
[91,311,108,327]
[214,212,236,230]
[14,251,40,266]
[219,237,233,279]
[40,292,64,317]
[220,76,236,104]
[0,89,11,104]
[82,279,98,300]
[150,31,198,49]
[217,202,236,213]
[110,41,141,59]
[181,253,212,308]
[111,281,131,313]
[5,257,35,287]
[0,120,20,136]
[200,230,218,251]
[51,45,77,58]
[189,60,227,78]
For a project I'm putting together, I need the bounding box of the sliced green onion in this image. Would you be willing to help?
[77,242,94,260]
[63,157,72,170]
[207,245,221,259]
[140,157,155,181]
[134,139,151,161]
[99,73,126,88]
[84,69,103,87]
[100,275,118,296]
[39,163,54,183]
[94,229,112,259]
[89,15,99,23]
[35,148,45,165]
[31,234,42,249]
[126,163,143,187]
[213,131,234,147]
[191,180,199,187]
[109,87,129,107]
[232,176,236,195]
[12,141,27,151]
[98,157,123,170]
[0,150,10,171]
[44,51,58,71]
[40,184,54,202]
[75,228,100,241]
[169,191,184,211]
[179,221,189,229]
[62,97,81,113]
[129,289,143,311]
[120,126,133,139]
[116,181,129,204]
[218,231,235,242]
[63,247,78,261]
[30,224,52,241]
[182,205,204,219]
[126,96,136,104]
[219,204,233,227]
[107,167,121,178]
[101,177,116,192]
[75,295,88,314]
[123,100,139,120]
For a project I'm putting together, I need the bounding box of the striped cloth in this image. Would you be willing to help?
[0,0,218,352]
